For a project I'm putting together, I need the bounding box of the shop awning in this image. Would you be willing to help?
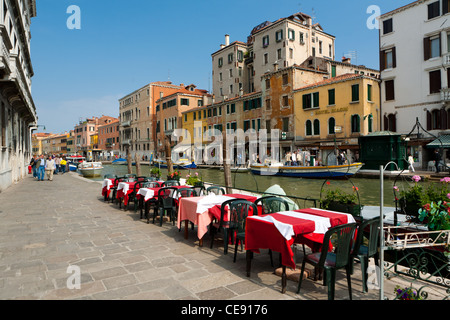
[427,135,450,148]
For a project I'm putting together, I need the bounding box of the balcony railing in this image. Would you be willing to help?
[122,120,132,127]
[441,87,450,102]
[443,53,450,67]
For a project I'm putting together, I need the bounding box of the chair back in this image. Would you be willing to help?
[136,176,154,182]
[352,217,381,258]
[219,199,257,231]
[162,180,180,187]
[177,187,197,198]
[207,186,226,195]
[104,174,117,179]
[113,176,127,186]
[125,173,136,178]
[193,185,206,196]
[136,181,160,189]
[157,187,178,209]
[254,196,289,215]
[124,177,136,182]
[319,223,357,269]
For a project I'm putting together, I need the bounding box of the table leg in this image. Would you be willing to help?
[246,251,253,277]
[199,238,203,247]
[184,220,189,239]
[281,266,287,294]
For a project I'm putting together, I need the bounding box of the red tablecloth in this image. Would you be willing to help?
[207,194,258,220]
[245,209,355,269]
[101,178,115,198]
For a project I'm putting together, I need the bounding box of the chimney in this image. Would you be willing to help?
[225,34,230,46]
[342,56,351,64]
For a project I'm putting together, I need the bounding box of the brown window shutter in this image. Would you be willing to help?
[427,110,432,130]
[385,80,395,101]
[380,50,385,71]
[441,108,448,129]
[445,0,449,15]
[429,70,442,94]
[392,47,396,68]
[424,37,430,61]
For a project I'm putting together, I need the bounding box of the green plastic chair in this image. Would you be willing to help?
[351,217,381,293]
[206,186,226,195]
[162,180,180,187]
[254,196,290,215]
[297,223,357,300]
[231,200,258,262]
[155,187,178,226]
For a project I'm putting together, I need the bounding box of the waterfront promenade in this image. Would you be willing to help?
[0,171,418,301]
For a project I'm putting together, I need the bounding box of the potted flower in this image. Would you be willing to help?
[394,285,423,300]
[186,172,203,187]
[320,182,362,217]
[418,201,450,232]
[167,170,181,181]
[150,167,161,179]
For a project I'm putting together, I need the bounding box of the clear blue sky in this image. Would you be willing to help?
[31,0,413,133]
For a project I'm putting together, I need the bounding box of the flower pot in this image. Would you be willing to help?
[327,201,363,217]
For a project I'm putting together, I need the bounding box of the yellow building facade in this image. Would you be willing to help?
[293,74,381,165]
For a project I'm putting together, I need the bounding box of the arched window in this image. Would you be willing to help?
[313,119,320,135]
[351,115,361,133]
[306,120,312,136]
[328,117,336,134]
[384,113,397,132]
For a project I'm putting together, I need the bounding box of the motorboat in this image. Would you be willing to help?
[152,159,197,169]
[67,155,85,172]
[112,158,127,165]
[78,161,103,177]
[250,162,364,178]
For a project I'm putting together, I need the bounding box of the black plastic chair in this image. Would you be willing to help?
[177,187,197,198]
[140,182,162,223]
[350,217,381,293]
[162,180,180,187]
[104,174,117,179]
[125,173,136,179]
[193,185,206,196]
[206,186,226,195]
[110,176,126,203]
[254,196,290,215]
[129,181,161,213]
[154,187,178,226]
[210,199,257,255]
[297,223,357,300]
[231,200,258,262]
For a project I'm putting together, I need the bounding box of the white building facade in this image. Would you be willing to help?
[380,0,450,169]
[0,0,37,191]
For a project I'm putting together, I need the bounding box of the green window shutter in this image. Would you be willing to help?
[313,119,320,135]
[331,65,336,78]
[352,84,359,102]
[367,84,372,101]
[328,89,335,105]
[313,92,319,108]
[306,120,312,136]
[303,94,309,109]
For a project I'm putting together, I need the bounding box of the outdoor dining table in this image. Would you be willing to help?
[177,193,258,246]
[101,178,115,199]
[135,185,189,217]
[245,208,356,293]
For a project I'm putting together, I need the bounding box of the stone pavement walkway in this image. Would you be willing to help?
[0,171,404,301]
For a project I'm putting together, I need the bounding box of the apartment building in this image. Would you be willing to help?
[379,0,450,169]
[32,132,52,156]
[0,0,37,191]
[73,115,116,157]
[119,81,187,159]
[155,84,211,158]
[293,74,381,163]
[41,133,68,155]
[97,118,120,159]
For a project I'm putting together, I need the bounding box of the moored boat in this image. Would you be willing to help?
[78,161,103,177]
[152,159,197,169]
[112,158,127,165]
[67,155,85,172]
[250,162,364,178]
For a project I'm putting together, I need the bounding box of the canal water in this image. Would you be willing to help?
[88,164,432,208]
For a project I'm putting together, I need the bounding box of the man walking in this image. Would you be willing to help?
[38,154,46,181]
[45,155,56,181]
[434,150,442,173]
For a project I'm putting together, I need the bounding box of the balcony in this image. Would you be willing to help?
[443,53,450,67]
[122,120,132,127]
[122,139,132,146]
[441,88,450,102]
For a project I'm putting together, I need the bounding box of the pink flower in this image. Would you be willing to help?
[393,186,399,191]
[412,175,421,183]
[447,193,450,200]
[441,177,450,183]
[195,172,199,176]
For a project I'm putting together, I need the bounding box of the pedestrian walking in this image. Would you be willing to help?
[55,155,61,174]
[434,150,441,173]
[30,156,37,178]
[38,154,46,181]
[45,155,56,181]
[60,156,67,174]
[407,154,415,173]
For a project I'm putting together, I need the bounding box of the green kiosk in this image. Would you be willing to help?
[358,131,407,171]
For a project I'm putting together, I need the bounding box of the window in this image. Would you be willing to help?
[237,50,244,62]
[288,28,295,40]
[228,53,233,63]
[262,35,269,47]
[305,120,312,136]
[265,78,270,89]
[282,73,288,85]
[328,117,336,134]
[299,32,304,44]
[367,84,373,102]
[368,114,373,133]
[264,53,268,64]
[275,30,283,42]
[380,47,396,70]
[229,69,233,77]
[327,89,335,105]
[445,0,450,14]
[428,1,440,19]
[383,18,393,34]
[0,102,5,147]
[313,119,320,135]
[231,103,236,113]
[277,48,282,60]
[351,84,360,102]
[282,95,289,107]
[424,35,441,60]
[351,115,361,133]
[218,57,223,67]
[180,98,189,106]
[282,117,289,132]
[302,92,319,109]
[331,65,336,77]
[319,41,322,54]
[266,99,271,110]
[429,69,442,94]
[385,80,395,101]
[289,48,293,59]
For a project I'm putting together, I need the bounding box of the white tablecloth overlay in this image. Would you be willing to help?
[196,194,235,214]
[102,179,113,190]
[137,188,155,202]
[117,182,130,194]
[306,208,356,224]
[249,211,332,241]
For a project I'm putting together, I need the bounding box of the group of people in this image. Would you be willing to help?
[29,154,68,181]
[284,150,314,166]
